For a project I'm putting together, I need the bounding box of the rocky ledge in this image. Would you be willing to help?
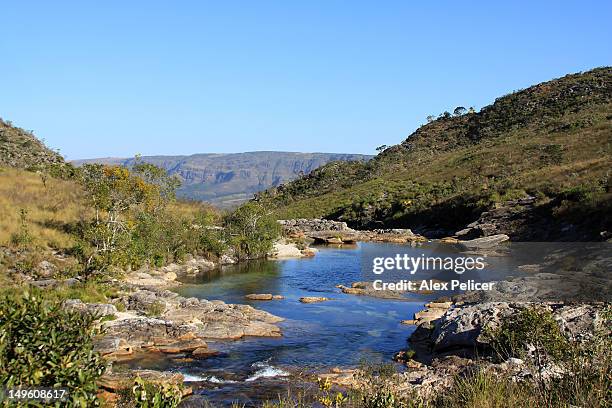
[279,219,427,244]
[336,280,446,300]
[122,256,218,289]
[324,300,608,399]
[65,288,283,362]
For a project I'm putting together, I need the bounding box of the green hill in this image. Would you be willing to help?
[259,67,612,240]
[0,118,73,177]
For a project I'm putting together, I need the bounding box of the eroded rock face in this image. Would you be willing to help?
[279,219,427,244]
[124,257,217,289]
[269,242,315,259]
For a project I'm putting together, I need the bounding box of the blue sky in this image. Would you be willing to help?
[1,1,610,159]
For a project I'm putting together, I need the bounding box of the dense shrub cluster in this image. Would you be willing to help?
[73,162,228,272]
[487,307,571,362]
[0,289,106,407]
[223,201,281,260]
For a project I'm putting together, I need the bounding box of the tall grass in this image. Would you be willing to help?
[0,167,90,249]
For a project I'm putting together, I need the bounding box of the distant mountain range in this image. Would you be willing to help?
[73,152,371,208]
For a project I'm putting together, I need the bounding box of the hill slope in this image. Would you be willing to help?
[259,67,612,240]
[0,119,68,173]
[74,152,371,208]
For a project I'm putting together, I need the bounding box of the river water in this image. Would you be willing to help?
[122,241,522,406]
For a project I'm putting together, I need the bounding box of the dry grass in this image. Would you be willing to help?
[0,167,91,249]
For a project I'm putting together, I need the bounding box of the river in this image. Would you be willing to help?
[121,241,521,406]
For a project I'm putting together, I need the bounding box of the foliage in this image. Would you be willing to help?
[10,209,32,248]
[75,162,225,272]
[129,376,183,408]
[144,300,166,318]
[316,377,348,408]
[486,307,570,362]
[224,201,280,260]
[0,289,106,407]
[77,164,161,270]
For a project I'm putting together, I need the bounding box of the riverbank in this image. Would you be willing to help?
[6,225,609,406]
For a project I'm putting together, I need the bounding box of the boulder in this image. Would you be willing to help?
[94,336,132,357]
[36,260,57,278]
[430,302,517,351]
[63,299,117,318]
[401,320,417,325]
[459,234,509,249]
[270,242,306,259]
[192,347,219,358]
[440,237,460,244]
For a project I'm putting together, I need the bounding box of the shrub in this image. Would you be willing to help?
[487,307,570,362]
[144,300,166,318]
[224,201,280,260]
[10,209,32,248]
[0,289,106,406]
[129,376,183,408]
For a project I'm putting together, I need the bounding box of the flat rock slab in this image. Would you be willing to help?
[244,294,285,301]
[299,297,331,303]
[459,234,509,249]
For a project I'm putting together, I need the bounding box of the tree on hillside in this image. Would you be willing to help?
[376,145,388,153]
[132,157,181,214]
[453,106,467,116]
[79,164,157,270]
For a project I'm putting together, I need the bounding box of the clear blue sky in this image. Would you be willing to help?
[1,1,610,159]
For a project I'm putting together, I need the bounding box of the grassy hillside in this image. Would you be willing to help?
[0,167,89,250]
[0,118,73,176]
[260,68,612,239]
[74,151,372,208]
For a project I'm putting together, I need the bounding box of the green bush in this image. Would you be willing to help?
[0,289,106,407]
[487,307,570,362]
[224,201,280,260]
[129,376,183,408]
[75,162,225,272]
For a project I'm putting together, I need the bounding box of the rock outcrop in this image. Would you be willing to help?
[279,219,427,244]
[124,257,217,289]
[408,301,607,362]
[82,287,283,361]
